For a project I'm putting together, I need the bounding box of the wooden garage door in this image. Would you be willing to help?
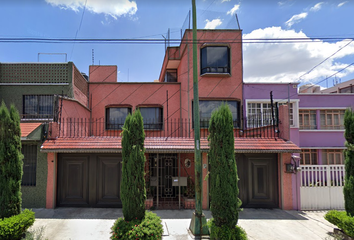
[57,154,122,207]
[236,153,278,208]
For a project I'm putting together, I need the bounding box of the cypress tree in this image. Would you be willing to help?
[121,110,146,221]
[0,101,23,219]
[343,108,354,216]
[208,103,241,228]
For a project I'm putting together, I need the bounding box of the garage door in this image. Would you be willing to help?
[236,153,278,208]
[57,154,122,207]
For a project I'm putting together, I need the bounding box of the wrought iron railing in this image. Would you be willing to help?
[56,114,279,139]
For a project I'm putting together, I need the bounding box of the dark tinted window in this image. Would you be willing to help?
[22,145,37,186]
[140,107,163,130]
[106,107,131,129]
[164,69,177,82]
[201,46,230,74]
[23,95,54,119]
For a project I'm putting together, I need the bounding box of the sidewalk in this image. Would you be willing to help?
[30,208,337,240]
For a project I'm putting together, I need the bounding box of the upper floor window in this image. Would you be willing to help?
[300,149,318,165]
[139,107,163,130]
[201,46,230,75]
[320,110,345,130]
[23,95,54,119]
[22,144,37,186]
[106,107,131,129]
[164,69,177,82]
[247,102,294,127]
[299,110,317,130]
[195,100,240,128]
[322,149,344,164]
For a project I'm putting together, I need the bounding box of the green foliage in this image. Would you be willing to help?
[0,209,35,240]
[325,210,354,238]
[121,110,146,221]
[0,101,23,219]
[110,211,163,240]
[208,103,241,228]
[208,218,248,240]
[344,108,354,216]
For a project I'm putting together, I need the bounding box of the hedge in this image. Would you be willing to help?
[0,209,35,240]
[325,210,354,238]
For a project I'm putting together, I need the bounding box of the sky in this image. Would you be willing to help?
[1,0,354,88]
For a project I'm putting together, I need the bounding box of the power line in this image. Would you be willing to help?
[70,0,87,60]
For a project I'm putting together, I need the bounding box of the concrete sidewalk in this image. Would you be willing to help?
[29,208,337,240]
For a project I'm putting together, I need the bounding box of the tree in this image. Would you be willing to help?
[120,110,146,221]
[208,103,241,228]
[0,101,23,219]
[344,108,354,216]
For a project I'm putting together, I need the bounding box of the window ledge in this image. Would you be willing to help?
[299,129,345,132]
[201,73,231,78]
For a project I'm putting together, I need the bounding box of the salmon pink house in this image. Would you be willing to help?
[4,29,298,210]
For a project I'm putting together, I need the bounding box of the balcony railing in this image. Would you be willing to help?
[54,114,279,139]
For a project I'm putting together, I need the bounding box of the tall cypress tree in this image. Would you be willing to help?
[121,110,146,221]
[0,101,23,219]
[208,103,241,228]
[344,108,354,216]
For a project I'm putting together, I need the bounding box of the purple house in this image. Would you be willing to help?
[243,80,354,210]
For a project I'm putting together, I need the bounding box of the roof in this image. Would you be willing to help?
[20,122,42,138]
[40,137,300,153]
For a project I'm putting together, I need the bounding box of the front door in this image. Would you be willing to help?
[236,153,278,208]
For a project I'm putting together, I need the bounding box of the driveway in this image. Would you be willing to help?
[29,208,337,240]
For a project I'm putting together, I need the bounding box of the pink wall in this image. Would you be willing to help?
[279,153,294,210]
[89,65,118,83]
[72,64,89,107]
[60,98,91,119]
[89,82,181,120]
[46,152,56,209]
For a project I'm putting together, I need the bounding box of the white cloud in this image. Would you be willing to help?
[285,12,308,27]
[45,0,137,19]
[221,0,231,2]
[338,1,348,7]
[243,27,354,83]
[227,4,240,15]
[204,19,222,29]
[310,2,323,12]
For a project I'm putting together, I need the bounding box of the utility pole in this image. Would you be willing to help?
[189,0,209,236]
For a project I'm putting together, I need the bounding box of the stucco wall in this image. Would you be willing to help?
[21,143,47,208]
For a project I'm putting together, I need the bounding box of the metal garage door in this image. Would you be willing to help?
[57,154,122,208]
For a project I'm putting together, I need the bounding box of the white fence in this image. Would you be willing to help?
[300,164,345,210]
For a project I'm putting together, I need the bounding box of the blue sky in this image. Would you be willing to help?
[1,0,354,88]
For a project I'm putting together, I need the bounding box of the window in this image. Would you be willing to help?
[201,46,230,75]
[320,110,345,130]
[299,110,317,129]
[139,107,163,130]
[246,102,293,127]
[300,149,318,165]
[106,107,132,129]
[322,149,344,164]
[195,100,240,128]
[164,69,177,82]
[22,145,37,186]
[23,95,54,119]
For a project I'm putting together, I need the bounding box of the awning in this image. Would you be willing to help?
[20,122,42,140]
[40,137,300,153]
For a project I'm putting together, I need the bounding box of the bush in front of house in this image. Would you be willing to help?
[325,210,354,238]
[0,209,35,240]
[208,103,242,238]
[344,108,354,216]
[208,218,247,240]
[121,109,146,221]
[110,211,163,240]
[0,102,23,219]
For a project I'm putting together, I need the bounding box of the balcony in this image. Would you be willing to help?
[48,114,280,139]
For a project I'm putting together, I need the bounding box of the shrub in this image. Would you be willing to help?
[0,102,23,219]
[325,210,354,237]
[0,209,35,240]
[121,110,146,221]
[344,108,354,216]
[208,103,241,228]
[208,218,248,240]
[110,211,163,240]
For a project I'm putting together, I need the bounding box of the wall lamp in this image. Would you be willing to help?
[285,154,301,173]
